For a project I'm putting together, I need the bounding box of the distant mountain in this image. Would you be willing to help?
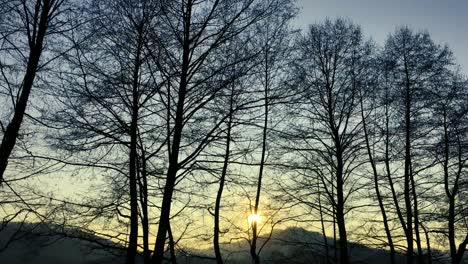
[178,227,447,264]
[0,222,130,264]
[0,222,457,264]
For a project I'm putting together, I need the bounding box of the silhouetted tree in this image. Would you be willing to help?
[383,27,454,264]
[288,18,371,264]
[42,1,164,263]
[358,52,397,264]
[1,2,468,264]
[430,72,468,264]
[0,0,71,183]
[148,1,295,263]
[248,3,296,263]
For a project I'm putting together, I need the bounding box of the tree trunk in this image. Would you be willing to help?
[383,91,407,236]
[403,57,414,264]
[335,153,349,264]
[421,224,432,264]
[333,183,338,262]
[410,163,423,263]
[168,222,177,264]
[137,150,150,264]
[318,187,330,264]
[250,40,270,264]
[443,108,457,263]
[330,95,348,264]
[0,0,52,182]
[360,95,395,264]
[151,2,192,263]
[443,110,467,264]
[126,22,144,264]
[213,90,234,264]
[454,236,468,264]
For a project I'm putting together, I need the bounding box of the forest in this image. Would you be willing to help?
[0,0,466,264]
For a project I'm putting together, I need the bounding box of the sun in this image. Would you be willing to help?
[247,213,261,225]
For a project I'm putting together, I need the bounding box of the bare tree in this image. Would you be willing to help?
[248,3,296,263]
[358,56,396,263]
[383,27,454,264]
[288,18,371,264]
[41,1,164,263]
[430,72,468,264]
[148,1,293,263]
[0,0,73,182]
[2,2,468,264]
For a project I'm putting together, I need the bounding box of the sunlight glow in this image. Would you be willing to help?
[247,213,261,225]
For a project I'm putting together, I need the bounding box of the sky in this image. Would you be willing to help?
[295,0,468,73]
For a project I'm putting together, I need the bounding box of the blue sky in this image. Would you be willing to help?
[295,0,468,73]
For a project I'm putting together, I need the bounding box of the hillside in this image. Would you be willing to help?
[0,222,457,264]
[178,227,410,264]
[0,222,130,264]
